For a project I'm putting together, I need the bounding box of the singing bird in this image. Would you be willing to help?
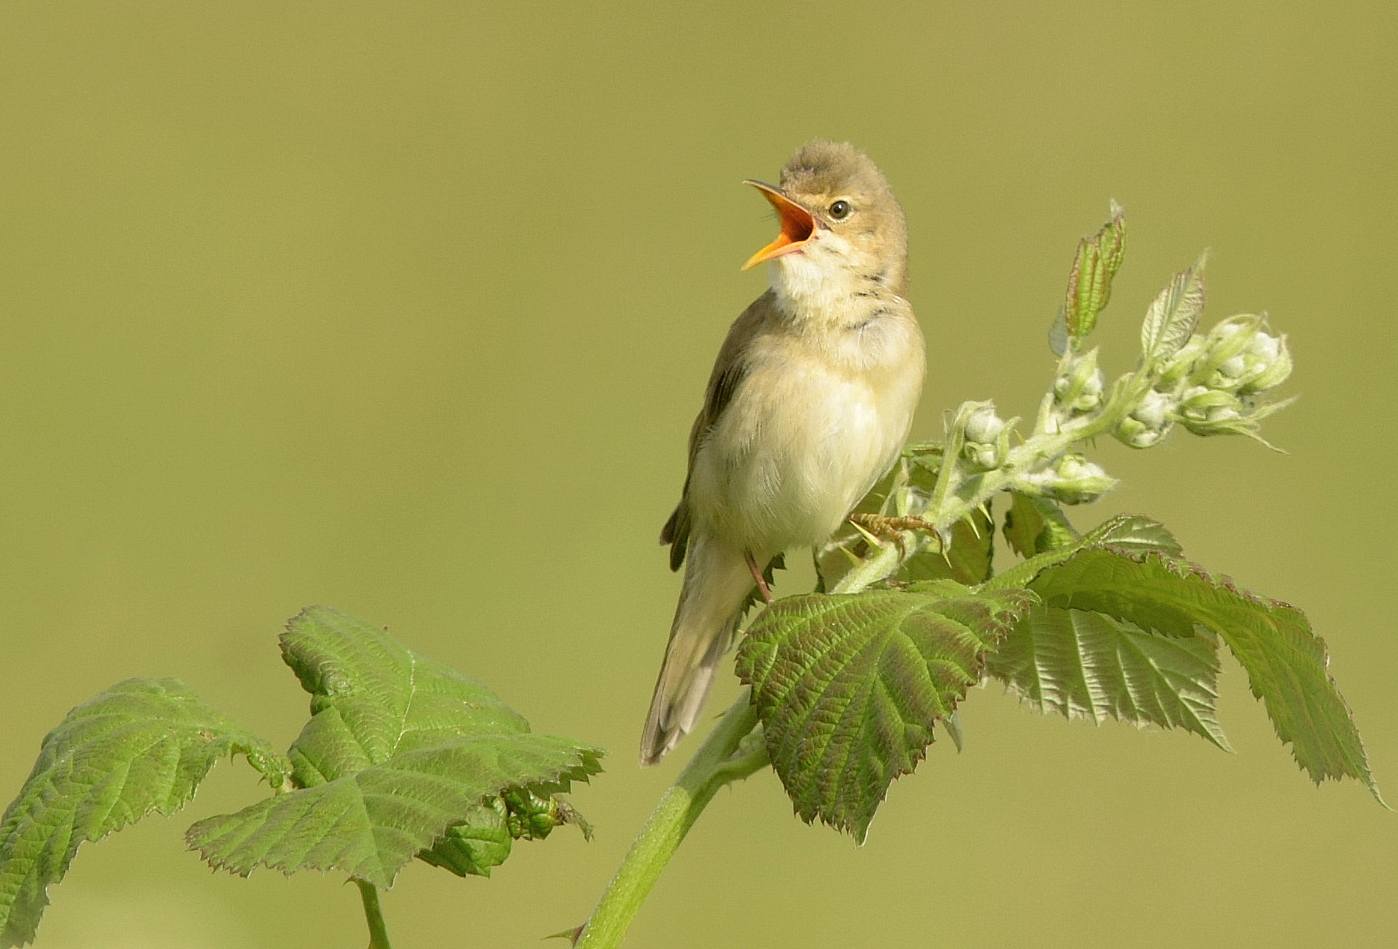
[640,141,926,765]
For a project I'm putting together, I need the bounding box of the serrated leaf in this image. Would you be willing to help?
[736,584,1035,842]
[0,680,284,948]
[188,731,594,886]
[988,607,1230,749]
[988,514,1181,592]
[186,607,604,887]
[1063,201,1127,343]
[1003,492,1079,558]
[1028,547,1203,636]
[1088,515,1185,557]
[1141,251,1208,363]
[1006,547,1379,800]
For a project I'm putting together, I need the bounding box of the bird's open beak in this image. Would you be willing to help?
[741,180,815,270]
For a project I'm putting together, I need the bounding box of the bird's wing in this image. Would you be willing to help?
[660,291,774,570]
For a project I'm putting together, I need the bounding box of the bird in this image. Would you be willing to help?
[640,141,926,765]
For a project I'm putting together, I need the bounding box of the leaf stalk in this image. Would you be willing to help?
[355,879,393,949]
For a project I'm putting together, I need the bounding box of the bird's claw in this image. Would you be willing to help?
[847,513,943,558]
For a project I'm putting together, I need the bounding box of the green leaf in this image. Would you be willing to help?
[1086,514,1185,558]
[1006,546,1380,800]
[1141,250,1208,363]
[1062,201,1126,345]
[186,606,604,887]
[416,785,590,878]
[988,606,1230,750]
[0,679,285,948]
[736,584,1035,842]
[1027,547,1201,636]
[988,514,1182,592]
[415,799,514,878]
[1003,492,1078,558]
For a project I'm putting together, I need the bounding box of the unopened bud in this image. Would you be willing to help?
[1114,390,1175,449]
[1049,453,1117,503]
[960,403,1008,471]
[1053,348,1106,415]
[1013,452,1117,504]
[1156,335,1208,390]
[1191,314,1269,388]
[963,404,1006,444]
[1236,329,1292,394]
[1178,386,1242,424]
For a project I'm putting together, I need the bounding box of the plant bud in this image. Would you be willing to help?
[1053,348,1106,414]
[1178,386,1241,423]
[963,404,1006,444]
[1014,453,1117,504]
[1049,453,1117,503]
[1114,390,1175,449]
[958,402,1009,471]
[1236,329,1292,394]
[1192,315,1265,387]
[963,443,1002,470]
[1155,334,1207,390]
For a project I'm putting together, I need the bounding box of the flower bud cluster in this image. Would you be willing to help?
[1115,315,1292,446]
[1011,452,1118,505]
[960,402,1010,471]
[1051,349,1106,423]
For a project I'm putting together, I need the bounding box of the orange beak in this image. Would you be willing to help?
[741,180,815,270]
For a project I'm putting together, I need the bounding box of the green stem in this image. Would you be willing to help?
[577,693,766,948]
[833,380,1145,595]
[356,879,393,949]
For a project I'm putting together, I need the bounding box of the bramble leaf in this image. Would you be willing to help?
[996,539,1380,801]
[1141,252,1208,363]
[415,799,514,878]
[736,583,1035,842]
[419,789,590,879]
[0,680,285,948]
[988,514,1181,592]
[186,607,603,887]
[1062,201,1127,345]
[1003,492,1078,558]
[988,606,1230,749]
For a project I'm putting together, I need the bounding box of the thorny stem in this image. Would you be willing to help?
[835,353,1153,594]
[576,694,767,948]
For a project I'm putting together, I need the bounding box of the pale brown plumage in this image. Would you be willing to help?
[641,141,925,765]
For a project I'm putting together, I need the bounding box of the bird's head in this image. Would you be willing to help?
[742,140,909,304]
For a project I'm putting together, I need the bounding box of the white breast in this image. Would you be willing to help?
[687,307,924,558]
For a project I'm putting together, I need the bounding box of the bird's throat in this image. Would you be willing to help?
[769,250,893,328]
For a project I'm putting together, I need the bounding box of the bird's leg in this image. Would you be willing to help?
[744,550,773,604]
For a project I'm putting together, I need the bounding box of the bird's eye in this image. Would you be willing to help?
[828,199,852,220]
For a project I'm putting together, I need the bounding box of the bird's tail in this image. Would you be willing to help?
[640,536,756,765]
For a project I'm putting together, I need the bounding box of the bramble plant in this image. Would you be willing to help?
[0,205,1381,948]
[0,608,602,949]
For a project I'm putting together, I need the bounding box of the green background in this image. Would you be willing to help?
[2,2,1394,946]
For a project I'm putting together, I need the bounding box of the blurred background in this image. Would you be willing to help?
[1,2,1394,946]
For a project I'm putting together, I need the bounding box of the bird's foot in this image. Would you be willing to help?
[744,550,774,604]
[847,513,943,558]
